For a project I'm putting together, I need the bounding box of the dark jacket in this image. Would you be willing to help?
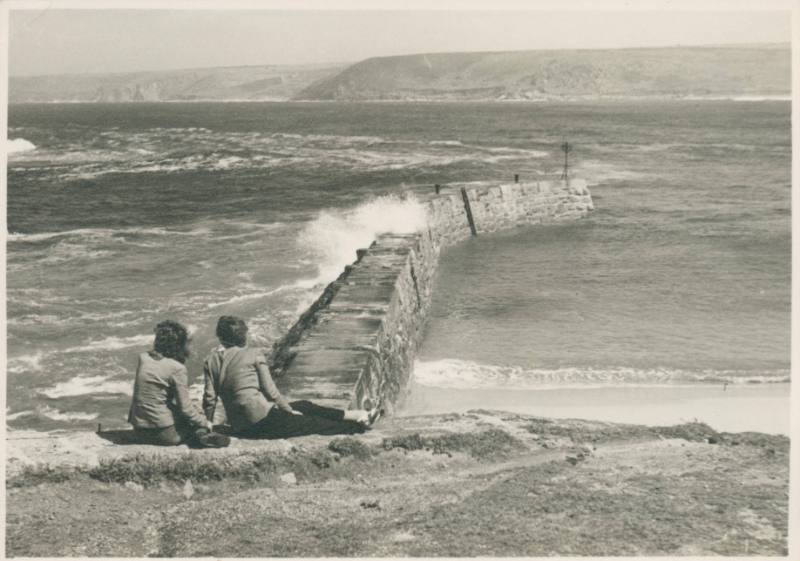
[128,351,207,429]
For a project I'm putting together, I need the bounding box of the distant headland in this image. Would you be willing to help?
[9,43,790,103]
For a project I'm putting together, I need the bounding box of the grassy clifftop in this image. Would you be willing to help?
[6,411,790,556]
[295,44,790,101]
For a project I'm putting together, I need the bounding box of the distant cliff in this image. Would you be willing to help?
[294,44,790,101]
[9,63,344,103]
[10,44,790,103]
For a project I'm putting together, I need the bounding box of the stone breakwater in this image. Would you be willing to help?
[269,178,593,412]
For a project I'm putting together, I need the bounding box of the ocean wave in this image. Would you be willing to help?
[63,334,152,354]
[299,194,429,283]
[8,224,217,244]
[13,125,549,179]
[36,405,99,422]
[207,277,321,309]
[575,160,645,184]
[37,375,133,399]
[413,359,790,390]
[6,410,35,421]
[7,351,46,374]
[429,140,465,147]
[40,241,115,264]
[7,138,36,154]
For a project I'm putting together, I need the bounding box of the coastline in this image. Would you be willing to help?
[401,382,791,435]
[6,94,792,105]
[5,410,789,556]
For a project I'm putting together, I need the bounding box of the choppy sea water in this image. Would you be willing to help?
[6,101,790,433]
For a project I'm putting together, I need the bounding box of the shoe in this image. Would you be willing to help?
[195,431,231,448]
[361,397,382,426]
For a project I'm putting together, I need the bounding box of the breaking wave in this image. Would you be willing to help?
[36,405,99,422]
[37,375,133,399]
[7,351,46,374]
[299,194,429,283]
[7,138,36,154]
[414,359,790,390]
[63,334,152,354]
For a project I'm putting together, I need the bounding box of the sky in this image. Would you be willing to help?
[7,4,793,76]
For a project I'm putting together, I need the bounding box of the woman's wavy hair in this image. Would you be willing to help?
[216,315,248,348]
[153,320,190,363]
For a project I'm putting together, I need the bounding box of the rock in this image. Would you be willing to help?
[124,481,144,492]
[280,472,297,486]
[360,499,381,510]
[182,480,194,500]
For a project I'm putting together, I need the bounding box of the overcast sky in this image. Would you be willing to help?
[8,7,792,76]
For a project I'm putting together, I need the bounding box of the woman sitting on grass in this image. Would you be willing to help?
[128,320,229,447]
[203,315,378,439]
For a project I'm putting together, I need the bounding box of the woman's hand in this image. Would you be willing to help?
[290,409,303,416]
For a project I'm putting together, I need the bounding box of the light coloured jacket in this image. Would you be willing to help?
[128,351,207,429]
[203,346,292,433]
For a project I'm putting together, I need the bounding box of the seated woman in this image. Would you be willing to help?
[203,315,378,439]
[128,320,228,447]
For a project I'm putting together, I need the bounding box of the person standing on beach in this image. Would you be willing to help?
[128,320,228,447]
[203,315,378,439]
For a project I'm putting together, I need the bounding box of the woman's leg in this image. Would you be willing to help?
[289,400,371,423]
[289,400,345,420]
[134,425,182,446]
[245,407,365,439]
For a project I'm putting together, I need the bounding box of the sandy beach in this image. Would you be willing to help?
[402,383,791,435]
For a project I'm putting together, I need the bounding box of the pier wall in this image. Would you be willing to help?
[270,178,593,412]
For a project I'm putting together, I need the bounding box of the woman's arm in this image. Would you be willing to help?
[255,358,293,413]
[202,358,218,423]
[172,365,212,429]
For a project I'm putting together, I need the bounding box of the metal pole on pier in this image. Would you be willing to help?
[560,141,572,180]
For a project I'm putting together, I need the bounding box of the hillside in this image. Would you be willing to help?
[9,63,344,103]
[295,44,791,101]
[10,44,790,103]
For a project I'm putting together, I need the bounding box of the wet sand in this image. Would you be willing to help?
[401,383,790,434]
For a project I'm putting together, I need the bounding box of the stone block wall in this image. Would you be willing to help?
[270,178,592,412]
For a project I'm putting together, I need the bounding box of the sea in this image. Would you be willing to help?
[5,101,791,435]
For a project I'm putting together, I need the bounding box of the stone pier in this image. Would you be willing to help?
[269,178,594,412]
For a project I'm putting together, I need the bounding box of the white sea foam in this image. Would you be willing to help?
[7,351,46,374]
[429,140,465,147]
[6,410,35,421]
[37,405,99,422]
[299,194,429,283]
[38,375,133,399]
[64,334,152,354]
[7,138,36,154]
[207,277,321,309]
[8,225,214,244]
[413,359,790,390]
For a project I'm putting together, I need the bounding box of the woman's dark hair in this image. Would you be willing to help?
[216,315,248,348]
[153,320,190,363]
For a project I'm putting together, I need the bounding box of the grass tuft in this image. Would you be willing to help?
[382,428,521,458]
[328,437,373,460]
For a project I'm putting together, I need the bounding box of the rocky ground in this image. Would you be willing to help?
[5,410,790,557]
